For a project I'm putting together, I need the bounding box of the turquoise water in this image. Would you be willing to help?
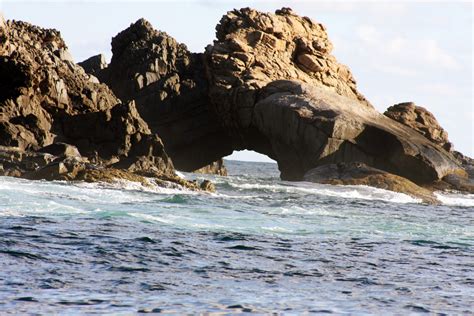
[0,160,473,314]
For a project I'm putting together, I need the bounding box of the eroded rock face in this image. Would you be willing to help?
[0,20,118,150]
[205,7,371,142]
[78,54,107,76]
[384,102,452,151]
[0,19,180,184]
[252,80,464,183]
[95,18,233,172]
[203,8,465,184]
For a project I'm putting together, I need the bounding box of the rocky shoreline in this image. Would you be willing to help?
[0,8,472,202]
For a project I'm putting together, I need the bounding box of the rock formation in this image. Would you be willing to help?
[303,162,438,204]
[384,102,452,151]
[0,18,210,190]
[90,19,231,174]
[1,8,472,200]
[204,8,465,185]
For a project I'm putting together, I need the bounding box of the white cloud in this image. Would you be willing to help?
[356,25,380,43]
[354,25,461,72]
[418,83,459,96]
[422,39,460,70]
[374,64,419,77]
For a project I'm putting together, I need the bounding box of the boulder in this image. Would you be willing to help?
[303,162,439,204]
[38,142,81,158]
[192,159,228,176]
[384,102,452,151]
[200,179,216,192]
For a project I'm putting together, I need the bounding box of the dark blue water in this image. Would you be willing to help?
[0,160,473,314]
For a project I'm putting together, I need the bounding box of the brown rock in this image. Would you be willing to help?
[0,18,206,191]
[200,179,216,192]
[78,54,108,75]
[38,142,81,158]
[192,159,228,176]
[384,102,452,151]
[252,80,464,183]
[304,162,439,204]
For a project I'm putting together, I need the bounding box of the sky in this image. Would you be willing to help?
[1,0,472,163]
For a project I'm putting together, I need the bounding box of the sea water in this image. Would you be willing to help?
[0,160,473,314]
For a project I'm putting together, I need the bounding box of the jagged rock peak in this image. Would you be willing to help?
[206,7,372,137]
[111,18,188,59]
[209,7,369,103]
[384,102,452,151]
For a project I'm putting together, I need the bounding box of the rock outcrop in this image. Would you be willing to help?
[1,8,472,199]
[304,162,439,204]
[0,18,211,190]
[205,7,371,142]
[91,19,233,173]
[384,102,452,151]
[251,80,464,183]
[78,54,107,76]
[203,7,464,185]
[192,158,228,176]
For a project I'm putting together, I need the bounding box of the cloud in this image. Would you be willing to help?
[354,24,461,73]
[418,83,460,96]
[356,25,380,43]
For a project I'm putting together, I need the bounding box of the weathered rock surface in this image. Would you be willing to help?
[93,19,233,173]
[205,7,371,141]
[0,18,212,190]
[192,158,228,176]
[303,162,439,204]
[384,102,452,151]
[1,8,472,198]
[203,8,465,186]
[78,54,107,76]
[250,80,465,183]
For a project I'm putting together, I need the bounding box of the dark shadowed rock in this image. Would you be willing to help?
[38,142,81,158]
[78,54,108,75]
[0,18,213,190]
[304,162,439,204]
[94,18,233,173]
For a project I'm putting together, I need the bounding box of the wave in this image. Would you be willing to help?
[434,192,474,207]
[222,180,421,204]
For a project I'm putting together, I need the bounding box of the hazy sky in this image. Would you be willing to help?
[1,0,472,162]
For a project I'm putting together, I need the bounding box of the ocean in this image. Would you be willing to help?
[0,160,473,314]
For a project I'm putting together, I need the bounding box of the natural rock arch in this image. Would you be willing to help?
[83,9,464,185]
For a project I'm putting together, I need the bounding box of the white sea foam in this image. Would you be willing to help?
[175,171,186,179]
[226,180,421,204]
[434,192,474,207]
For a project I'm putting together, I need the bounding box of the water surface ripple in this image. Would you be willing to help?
[0,161,473,314]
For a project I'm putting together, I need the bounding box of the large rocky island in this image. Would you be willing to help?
[0,8,472,202]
